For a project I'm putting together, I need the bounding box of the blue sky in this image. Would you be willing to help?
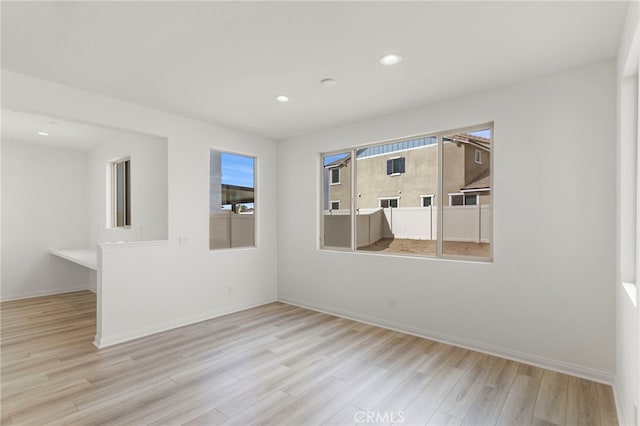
[221,152,254,188]
[468,129,491,138]
[323,152,349,166]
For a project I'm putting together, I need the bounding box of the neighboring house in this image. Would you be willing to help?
[324,134,491,210]
[323,154,351,211]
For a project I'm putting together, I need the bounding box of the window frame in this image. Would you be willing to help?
[319,150,353,252]
[320,122,493,261]
[378,197,400,208]
[330,200,341,210]
[329,167,341,185]
[449,193,478,206]
[474,149,483,164]
[465,194,478,206]
[387,156,405,176]
[209,148,258,251]
[110,157,131,229]
[420,194,434,207]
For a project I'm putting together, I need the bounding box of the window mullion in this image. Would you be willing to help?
[351,148,357,251]
[437,135,443,257]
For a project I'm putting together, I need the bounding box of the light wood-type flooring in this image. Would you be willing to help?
[1,291,617,425]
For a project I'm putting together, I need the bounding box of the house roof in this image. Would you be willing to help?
[356,136,436,159]
[354,132,490,161]
[461,172,491,192]
[324,155,351,168]
[443,134,491,151]
[221,184,254,205]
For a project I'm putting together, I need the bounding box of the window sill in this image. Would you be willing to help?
[319,246,493,264]
[329,182,341,186]
[388,173,402,177]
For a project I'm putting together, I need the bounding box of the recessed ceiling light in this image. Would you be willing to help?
[37,131,49,136]
[276,95,289,103]
[379,54,402,66]
[321,78,336,87]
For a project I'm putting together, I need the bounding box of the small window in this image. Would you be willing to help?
[379,197,399,208]
[450,194,463,206]
[330,167,341,185]
[386,157,405,175]
[330,200,341,210]
[111,158,131,228]
[475,149,483,164]
[465,194,478,205]
[421,195,434,207]
[449,193,477,206]
[210,150,256,250]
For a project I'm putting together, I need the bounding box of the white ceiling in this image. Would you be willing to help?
[1,109,154,150]
[1,1,629,140]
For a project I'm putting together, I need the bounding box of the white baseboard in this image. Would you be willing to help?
[1,286,91,302]
[278,296,615,386]
[94,297,278,348]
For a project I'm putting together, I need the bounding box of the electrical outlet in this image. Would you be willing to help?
[227,286,233,295]
[178,236,188,246]
[388,297,397,308]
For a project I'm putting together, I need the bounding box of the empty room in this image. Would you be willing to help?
[1,1,638,425]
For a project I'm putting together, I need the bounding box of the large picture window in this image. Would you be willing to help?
[321,125,492,260]
[210,150,256,250]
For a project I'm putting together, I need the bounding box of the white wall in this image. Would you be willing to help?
[1,70,279,346]
[88,133,168,245]
[1,140,91,300]
[616,2,640,424]
[278,60,617,383]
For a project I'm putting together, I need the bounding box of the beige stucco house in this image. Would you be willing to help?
[324,133,491,210]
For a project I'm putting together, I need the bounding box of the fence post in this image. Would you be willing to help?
[477,203,481,244]
[429,204,433,240]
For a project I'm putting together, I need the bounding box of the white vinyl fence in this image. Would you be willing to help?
[210,212,255,249]
[323,205,490,247]
[442,205,491,243]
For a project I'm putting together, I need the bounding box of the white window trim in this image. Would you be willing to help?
[329,167,341,185]
[449,192,479,206]
[420,194,434,207]
[321,122,493,261]
[460,187,490,193]
[474,149,483,164]
[448,193,462,206]
[330,200,341,210]
[465,194,479,205]
[378,197,400,208]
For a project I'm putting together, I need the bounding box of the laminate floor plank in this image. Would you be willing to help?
[533,370,569,426]
[440,353,501,419]
[0,292,617,426]
[496,373,542,425]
